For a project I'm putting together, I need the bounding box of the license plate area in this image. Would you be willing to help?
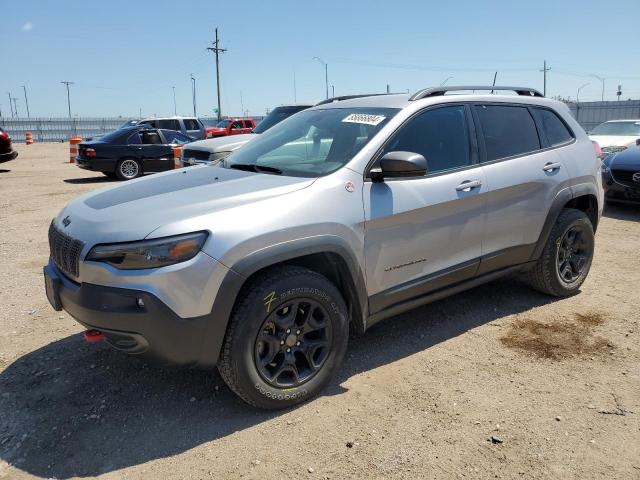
[43,266,62,311]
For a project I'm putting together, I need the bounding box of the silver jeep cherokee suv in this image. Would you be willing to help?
[44,86,602,409]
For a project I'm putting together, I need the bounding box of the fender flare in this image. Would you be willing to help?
[530,183,599,262]
[197,235,368,367]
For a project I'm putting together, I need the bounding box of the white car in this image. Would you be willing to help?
[181,105,313,166]
[588,119,640,156]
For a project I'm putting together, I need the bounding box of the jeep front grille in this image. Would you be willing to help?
[182,149,211,161]
[48,221,84,278]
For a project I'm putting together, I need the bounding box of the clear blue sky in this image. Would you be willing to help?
[2,0,639,118]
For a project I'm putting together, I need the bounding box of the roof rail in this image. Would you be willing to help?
[409,86,543,101]
[314,93,400,106]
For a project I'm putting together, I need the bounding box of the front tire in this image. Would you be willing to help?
[218,266,349,409]
[115,158,141,180]
[524,208,595,296]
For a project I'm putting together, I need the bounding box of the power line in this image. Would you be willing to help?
[206,27,227,121]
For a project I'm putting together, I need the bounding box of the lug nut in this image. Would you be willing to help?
[286,329,291,334]
[296,341,300,346]
[286,348,291,353]
[296,330,301,334]
[280,340,285,345]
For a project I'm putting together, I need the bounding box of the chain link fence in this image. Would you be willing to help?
[1,116,265,143]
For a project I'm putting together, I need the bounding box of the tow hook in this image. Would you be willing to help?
[84,329,105,343]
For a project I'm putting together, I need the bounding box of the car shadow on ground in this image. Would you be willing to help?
[63,177,117,184]
[0,278,556,478]
[603,202,640,222]
[0,169,11,174]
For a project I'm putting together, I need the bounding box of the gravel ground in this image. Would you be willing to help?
[1,143,639,479]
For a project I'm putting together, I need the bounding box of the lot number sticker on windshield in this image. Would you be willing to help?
[342,113,386,126]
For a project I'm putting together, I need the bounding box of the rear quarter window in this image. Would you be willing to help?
[476,105,541,161]
[531,108,574,146]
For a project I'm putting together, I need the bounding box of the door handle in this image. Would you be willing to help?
[543,162,562,172]
[455,179,482,192]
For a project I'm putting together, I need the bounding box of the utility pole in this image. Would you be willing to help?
[21,85,30,118]
[616,84,622,101]
[240,91,244,117]
[61,81,74,118]
[11,97,19,117]
[207,27,227,121]
[172,86,177,115]
[7,92,13,118]
[540,60,551,96]
[331,85,335,97]
[190,74,197,116]
[312,57,328,99]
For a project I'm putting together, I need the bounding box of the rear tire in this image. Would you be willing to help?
[524,208,594,297]
[115,158,141,181]
[217,266,349,410]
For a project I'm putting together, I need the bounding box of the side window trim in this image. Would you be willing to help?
[471,103,543,165]
[364,102,479,181]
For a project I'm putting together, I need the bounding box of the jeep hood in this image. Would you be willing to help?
[186,134,256,153]
[56,165,315,243]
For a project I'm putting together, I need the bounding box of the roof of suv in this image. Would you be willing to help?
[311,86,559,111]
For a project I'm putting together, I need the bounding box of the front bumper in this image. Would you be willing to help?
[0,150,18,163]
[602,172,640,204]
[44,260,241,368]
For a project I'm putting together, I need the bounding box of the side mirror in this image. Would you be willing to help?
[371,151,427,181]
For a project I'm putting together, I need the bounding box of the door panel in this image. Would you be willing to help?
[474,104,571,272]
[363,167,487,311]
[481,150,569,260]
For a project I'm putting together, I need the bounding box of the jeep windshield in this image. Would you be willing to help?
[223,108,399,177]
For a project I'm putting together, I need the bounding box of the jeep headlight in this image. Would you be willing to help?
[86,232,208,270]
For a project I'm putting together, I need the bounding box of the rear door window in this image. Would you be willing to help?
[156,119,181,131]
[531,108,574,147]
[475,105,541,161]
[183,119,199,130]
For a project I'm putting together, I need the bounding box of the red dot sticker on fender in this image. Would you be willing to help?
[345,181,355,193]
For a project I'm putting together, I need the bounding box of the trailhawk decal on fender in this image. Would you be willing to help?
[342,113,386,126]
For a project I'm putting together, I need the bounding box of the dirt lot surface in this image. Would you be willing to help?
[1,143,639,479]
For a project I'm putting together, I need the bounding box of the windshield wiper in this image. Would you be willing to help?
[228,163,283,175]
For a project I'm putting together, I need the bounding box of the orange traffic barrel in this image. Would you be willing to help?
[69,136,82,163]
[173,146,183,169]
[25,132,33,145]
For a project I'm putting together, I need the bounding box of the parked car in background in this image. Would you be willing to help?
[0,128,18,163]
[205,118,256,138]
[138,116,206,140]
[601,146,640,204]
[76,126,192,180]
[588,119,640,157]
[182,105,312,166]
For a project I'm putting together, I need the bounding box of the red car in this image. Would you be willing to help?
[0,128,19,163]
[205,118,256,138]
